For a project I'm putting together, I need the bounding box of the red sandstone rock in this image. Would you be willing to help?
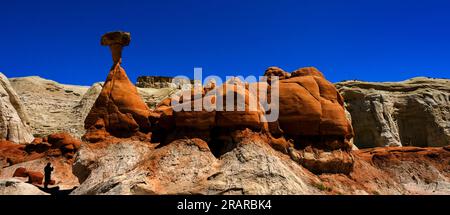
[174,95,216,130]
[48,133,82,149]
[291,67,325,78]
[13,167,28,177]
[0,140,41,166]
[278,76,322,136]
[84,32,151,142]
[264,66,291,81]
[31,138,43,145]
[215,84,264,130]
[0,133,81,167]
[272,67,353,150]
[170,83,265,131]
[27,171,44,185]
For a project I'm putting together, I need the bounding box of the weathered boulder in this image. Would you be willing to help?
[153,81,266,146]
[278,67,352,137]
[2,157,79,187]
[270,67,353,151]
[0,133,81,168]
[75,82,104,124]
[0,140,41,167]
[12,167,28,177]
[0,73,34,143]
[47,133,82,158]
[215,84,264,130]
[261,67,355,173]
[27,171,44,185]
[71,139,154,194]
[264,66,291,81]
[0,178,48,195]
[336,77,450,148]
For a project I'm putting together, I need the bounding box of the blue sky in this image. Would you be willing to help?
[1,0,449,86]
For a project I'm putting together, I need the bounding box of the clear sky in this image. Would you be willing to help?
[1,0,450,86]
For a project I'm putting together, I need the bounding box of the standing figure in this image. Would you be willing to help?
[44,162,53,189]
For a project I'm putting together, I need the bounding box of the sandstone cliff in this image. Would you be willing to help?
[336,77,450,148]
[0,73,34,143]
[9,76,89,138]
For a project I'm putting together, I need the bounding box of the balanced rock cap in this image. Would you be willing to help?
[101,31,131,46]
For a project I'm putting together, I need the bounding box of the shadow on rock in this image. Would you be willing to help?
[37,185,78,195]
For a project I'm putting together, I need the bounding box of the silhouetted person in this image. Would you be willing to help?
[44,162,53,189]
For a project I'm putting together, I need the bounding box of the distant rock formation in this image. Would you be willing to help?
[83,32,152,142]
[136,76,193,89]
[9,76,89,138]
[336,77,450,148]
[0,73,34,143]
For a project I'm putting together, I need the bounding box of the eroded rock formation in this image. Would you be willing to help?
[0,178,49,195]
[0,73,34,143]
[136,76,193,89]
[144,66,355,174]
[336,77,450,148]
[0,132,81,168]
[2,31,449,195]
[71,128,450,195]
[83,32,152,142]
[9,76,89,138]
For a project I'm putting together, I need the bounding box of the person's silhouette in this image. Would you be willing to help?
[44,162,53,189]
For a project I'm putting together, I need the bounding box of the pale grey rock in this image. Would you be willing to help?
[137,87,178,109]
[71,140,154,195]
[73,82,103,129]
[201,139,320,195]
[9,76,89,138]
[336,77,450,148]
[385,160,450,194]
[0,73,34,143]
[0,178,48,195]
[69,136,450,195]
[71,137,322,195]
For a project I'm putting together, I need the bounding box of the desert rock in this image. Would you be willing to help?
[9,76,89,139]
[0,178,48,195]
[0,73,34,143]
[71,129,450,195]
[83,32,152,141]
[336,77,450,148]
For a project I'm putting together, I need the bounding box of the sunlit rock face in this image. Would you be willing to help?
[336,77,450,148]
[0,73,34,143]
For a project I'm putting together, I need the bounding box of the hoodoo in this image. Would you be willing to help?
[83,32,152,142]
